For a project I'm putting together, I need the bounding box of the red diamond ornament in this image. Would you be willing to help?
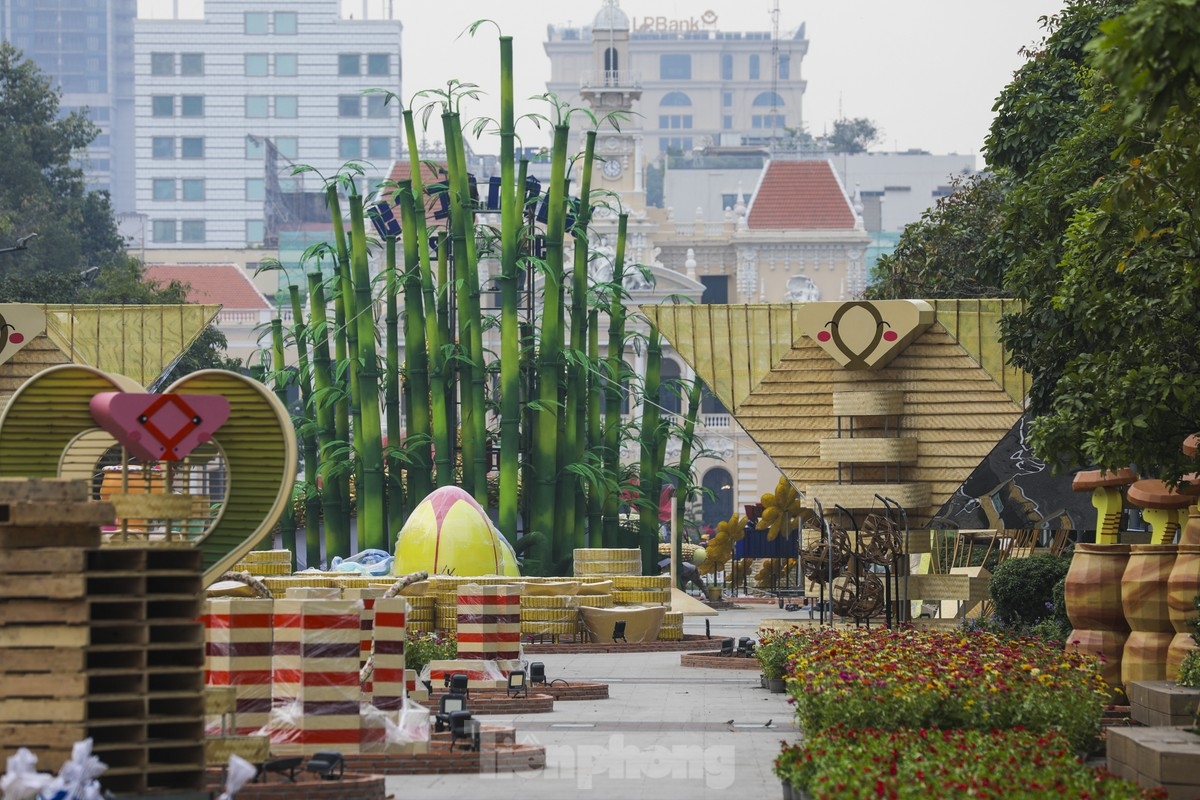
[90,392,231,461]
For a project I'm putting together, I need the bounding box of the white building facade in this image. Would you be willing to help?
[134,0,402,252]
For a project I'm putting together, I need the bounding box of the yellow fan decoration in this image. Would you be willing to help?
[701,510,748,575]
[756,476,805,540]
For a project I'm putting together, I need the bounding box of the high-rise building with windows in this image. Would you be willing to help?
[135,0,401,251]
[545,2,807,155]
[1,0,137,213]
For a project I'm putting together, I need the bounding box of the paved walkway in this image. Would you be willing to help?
[386,603,798,800]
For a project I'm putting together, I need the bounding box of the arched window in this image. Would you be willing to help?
[657,359,682,416]
[604,47,618,84]
[752,91,785,107]
[660,91,692,107]
[702,468,734,532]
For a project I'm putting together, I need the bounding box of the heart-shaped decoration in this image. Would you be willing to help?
[90,392,231,461]
[799,300,934,370]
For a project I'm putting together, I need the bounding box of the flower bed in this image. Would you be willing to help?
[774,726,1165,800]
[780,627,1108,751]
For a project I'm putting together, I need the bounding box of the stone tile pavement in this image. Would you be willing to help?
[386,603,802,800]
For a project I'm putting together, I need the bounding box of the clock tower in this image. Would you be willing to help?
[579,0,643,202]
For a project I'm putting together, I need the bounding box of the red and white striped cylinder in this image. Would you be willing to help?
[270,598,363,755]
[370,597,407,712]
[456,583,521,662]
[204,598,274,735]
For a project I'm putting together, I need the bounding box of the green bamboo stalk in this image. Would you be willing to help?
[347,192,386,552]
[529,124,571,575]
[401,109,451,490]
[559,131,598,560]
[601,213,630,547]
[398,181,433,503]
[497,35,521,544]
[587,307,603,545]
[383,234,404,532]
[270,318,297,555]
[442,111,488,505]
[639,325,665,575]
[307,272,349,560]
[435,230,456,484]
[289,284,323,569]
[329,238,353,542]
[673,374,705,586]
[328,187,363,554]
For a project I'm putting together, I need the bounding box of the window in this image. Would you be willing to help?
[152,219,176,243]
[338,94,360,117]
[180,53,203,76]
[181,179,205,201]
[246,137,264,160]
[180,95,204,117]
[275,53,298,76]
[721,53,732,80]
[245,178,265,201]
[751,114,786,129]
[274,11,297,34]
[723,115,733,130]
[366,53,389,76]
[722,91,732,107]
[659,53,691,80]
[275,137,298,159]
[152,178,175,200]
[779,54,790,80]
[660,91,691,106]
[181,220,205,243]
[339,137,362,159]
[278,178,300,193]
[658,114,692,129]
[658,359,682,415]
[246,220,265,246]
[338,53,360,76]
[699,276,729,306]
[659,136,692,153]
[274,95,298,118]
[151,95,173,117]
[152,136,174,158]
[150,52,173,76]
[246,95,269,118]
[720,192,750,210]
[245,53,269,77]
[749,54,760,80]
[365,94,389,118]
[753,91,785,107]
[244,11,268,34]
[367,137,390,159]
[181,136,204,158]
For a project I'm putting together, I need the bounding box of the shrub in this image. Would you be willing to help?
[1178,650,1200,688]
[404,631,457,675]
[755,628,792,679]
[989,553,1071,627]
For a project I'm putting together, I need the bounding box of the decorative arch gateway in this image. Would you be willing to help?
[0,364,296,586]
[640,299,1030,525]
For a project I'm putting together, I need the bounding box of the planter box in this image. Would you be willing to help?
[1107,726,1200,800]
[1128,680,1200,728]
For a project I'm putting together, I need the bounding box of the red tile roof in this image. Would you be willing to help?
[144,263,271,311]
[746,160,857,230]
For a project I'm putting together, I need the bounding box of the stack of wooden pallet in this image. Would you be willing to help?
[0,478,207,796]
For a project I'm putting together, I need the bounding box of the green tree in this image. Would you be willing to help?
[822,117,879,154]
[0,42,126,282]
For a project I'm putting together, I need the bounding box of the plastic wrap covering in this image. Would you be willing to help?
[425,658,516,690]
[204,598,274,735]
[580,605,667,643]
[269,599,365,755]
[37,738,106,800]
[456,584,521,662]
[2,747,52,800]
[214,755,256,800]
[368,598,407,712]
[360,699,430,754]
[520,594,580,637]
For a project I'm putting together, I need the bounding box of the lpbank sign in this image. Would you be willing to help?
[634,9,718,32]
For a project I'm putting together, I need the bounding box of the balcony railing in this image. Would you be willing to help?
[580,70,643,91]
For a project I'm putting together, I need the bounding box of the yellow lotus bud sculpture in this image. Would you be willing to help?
[393,486,521,577]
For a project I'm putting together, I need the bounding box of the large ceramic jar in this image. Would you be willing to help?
[1065,544,1130,695]
[1166,544,1200,679]
[1121,544,1178,685]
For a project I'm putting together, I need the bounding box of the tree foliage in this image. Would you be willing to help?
[822,117,879,154]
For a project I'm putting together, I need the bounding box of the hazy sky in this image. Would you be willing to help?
[140,0,1069,160]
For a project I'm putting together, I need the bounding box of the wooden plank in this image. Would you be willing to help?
[0,698,86,723]
[0,573,87,599]
[0,526,100,549]
[0,646,86,672]
[0,502,114,527]
[0,624,89,648]
[0,548,88,574]
[1,671,88,698]
[0,723,87,750]
[0,599,88,625]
